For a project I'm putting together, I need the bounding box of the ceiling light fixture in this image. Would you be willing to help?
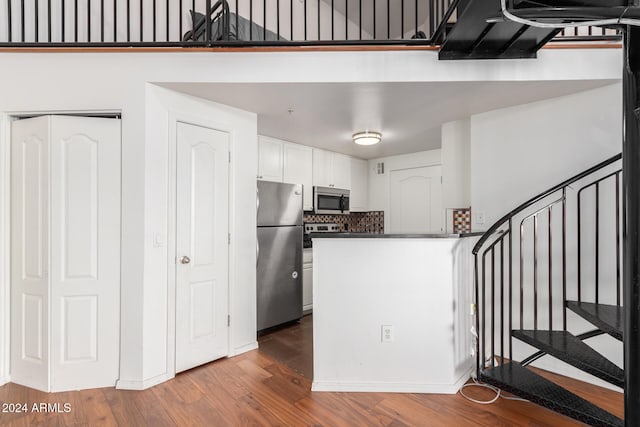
[352,131,382,146]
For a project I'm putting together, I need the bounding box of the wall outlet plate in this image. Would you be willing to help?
[381,325,394,343]
[476,211,486,225]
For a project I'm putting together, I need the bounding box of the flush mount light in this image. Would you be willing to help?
[352,131,382,146]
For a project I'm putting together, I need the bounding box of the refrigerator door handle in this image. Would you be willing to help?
[256,188,260,213]
[256,239,260,268]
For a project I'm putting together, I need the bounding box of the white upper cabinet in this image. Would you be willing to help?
[257,136,284,182]
[312,148,351,190]
[350,157,368,212]
[283,143,313,211]
[257,136,314,211]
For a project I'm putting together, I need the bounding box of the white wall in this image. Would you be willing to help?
[0,116,9,386]
[368,149,442,231]
[442,118,470,209]
[470,83,622,231]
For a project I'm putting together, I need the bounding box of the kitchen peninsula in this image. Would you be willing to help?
[311,233,480,394]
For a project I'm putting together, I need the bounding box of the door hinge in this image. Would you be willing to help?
[228,151,231,163]
[228,233,231,244]
[227,315,231,327]
[441,176,443,184]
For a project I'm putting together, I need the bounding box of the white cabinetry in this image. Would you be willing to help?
[303,248,313,312]
[312,148,351,190]
[350,158,368,212]
[257,136,283,182]
[258,136,313,211]
[283,143,313,211]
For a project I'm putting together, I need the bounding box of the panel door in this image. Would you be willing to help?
[49,116,121,391]
[11,117,50,391]
[176,122,230,373]
[257,136,283,182]
[283,143,313,211]
[389,166,443,234]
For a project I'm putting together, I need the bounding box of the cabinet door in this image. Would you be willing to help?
[312,148,331,188]
[258,136,283,182]
[350,157,368,211]
[283,143,313,211]
[332,153,351,190]
[302,265,313,312]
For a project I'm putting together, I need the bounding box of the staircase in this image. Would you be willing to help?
[435,0,625,60]
[472,154,624,426]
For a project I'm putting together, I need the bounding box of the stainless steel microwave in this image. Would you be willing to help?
[313,186,350,215]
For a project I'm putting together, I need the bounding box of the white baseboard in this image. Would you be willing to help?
[311,379,466,394]
[116,372,173,390]
[228,341,258,357]
[0,375,9,387]
[451,366,474,392]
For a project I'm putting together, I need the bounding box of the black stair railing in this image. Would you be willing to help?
[0,0,621,47]
[473,153,622,379]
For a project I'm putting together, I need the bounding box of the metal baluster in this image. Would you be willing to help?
[317,0,320,40]
[481,254,486,370]
[74,0,77,42]
[331,0,334,40]
[508,220,513,360]
[166,0,169,41]
[62,0,65,42]
[617,172,622,306]
[358,0,361,40]
[290,0,293,40]
[429,0,433,39]
[87,0,91,41]
[491,248,495,368]
[500,239,504,364]
[127,0,130,42]
[577,190,582,302]
[520,221,525,329]
[48,0,51,42]
[153,0,156,41]
[277,0,280,40]
[236,0,239,40]
[21,0,25,42]
[303,0,306,40]
[474,254,480,377]
[414,0,417,37]
[101,0,104,42]
[373,0,376,39]
[35,0,38,42]
[534,214,538,330]
[387,0,390,39]
[264,0,267,41]
[205,0,211,43]
[562,188,567,330]
[140,0,143,42]
[548,207,553,329]
[114,0,117,42]
[7,0,12,42]
[250,0,253,40]
[344,0,347,40]
[595,182,600,304]
[400,0,403,38]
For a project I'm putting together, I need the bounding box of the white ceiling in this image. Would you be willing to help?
[159,80,616,159]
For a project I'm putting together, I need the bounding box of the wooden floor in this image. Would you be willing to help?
[0,315,623,426]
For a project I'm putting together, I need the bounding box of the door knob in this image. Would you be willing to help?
[180,256,191,264]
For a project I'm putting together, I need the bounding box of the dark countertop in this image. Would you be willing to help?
[310,232,483,239]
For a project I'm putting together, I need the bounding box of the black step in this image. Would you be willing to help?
[479,362,623,427]
[512,329,624,388]
[566,301,623,341]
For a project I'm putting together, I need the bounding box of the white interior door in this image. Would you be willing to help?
[11,115,121,392]
[175,122,229,373]
[11,117,50,391]
[390,166,443,234]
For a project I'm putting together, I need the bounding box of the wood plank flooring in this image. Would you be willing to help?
[0,315,623,426]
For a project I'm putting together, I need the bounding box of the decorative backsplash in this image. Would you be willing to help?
[451,208,472,233]
[303,211,384,234]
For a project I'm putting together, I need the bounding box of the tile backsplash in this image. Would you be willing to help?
[304,211,384,234]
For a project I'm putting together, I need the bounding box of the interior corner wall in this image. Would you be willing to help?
[470,83,622,232]
[367,149,442,232]
[0,115,9,385]
[142,85,258,383]
[441,118,471,211]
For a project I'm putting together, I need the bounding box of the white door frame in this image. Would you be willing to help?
[0,110,122,388]
[166,112,233,376]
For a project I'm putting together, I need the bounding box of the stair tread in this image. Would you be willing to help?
[480,362,623,427]
[566,301,623,341]
[512,329,623,387]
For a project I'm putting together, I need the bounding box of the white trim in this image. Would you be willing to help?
[227,341,258,357]
[167,112,235,376]
[0,114,9,385]
[0,375,9,387]
[115,372,174,391]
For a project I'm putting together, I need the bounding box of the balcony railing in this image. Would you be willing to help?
[0,0,621,47]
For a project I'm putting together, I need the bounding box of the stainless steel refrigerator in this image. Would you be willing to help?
[257,181,303,331]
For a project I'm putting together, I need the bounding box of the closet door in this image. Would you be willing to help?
[11,117,51,391]
[49,116,121,391]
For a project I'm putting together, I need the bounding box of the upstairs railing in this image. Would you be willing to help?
[472,153,622,375]
[0,0,621,47]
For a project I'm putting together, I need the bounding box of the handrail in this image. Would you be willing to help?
[472,153,621,255]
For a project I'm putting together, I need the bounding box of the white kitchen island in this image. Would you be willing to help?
[311,233,480,394]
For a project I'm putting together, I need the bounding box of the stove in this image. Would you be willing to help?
[304,223,340,248]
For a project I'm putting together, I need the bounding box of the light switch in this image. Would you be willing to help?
[154,233,165,248]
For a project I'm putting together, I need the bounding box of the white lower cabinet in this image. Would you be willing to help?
[303,248,313,312]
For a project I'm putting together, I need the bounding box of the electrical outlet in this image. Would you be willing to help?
[381,325,394,343]
[476,211,486,225]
